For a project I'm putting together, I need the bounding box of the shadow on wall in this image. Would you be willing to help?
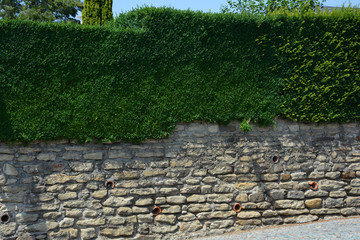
[0,91,13,141]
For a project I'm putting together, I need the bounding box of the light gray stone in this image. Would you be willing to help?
[81,228,96,240]
[3,164,18,176]
[101,225,134,237]
[179,221,202,232]
[274,200,305,209]
[102,197,134,207]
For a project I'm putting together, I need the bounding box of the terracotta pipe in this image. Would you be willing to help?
[272,156,279,164]
[152,206,162,216]
[105,180,115,189]
[308,181,318,190]
[233,203,242,213]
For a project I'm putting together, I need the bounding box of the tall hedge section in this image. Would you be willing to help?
[0,7,359,142]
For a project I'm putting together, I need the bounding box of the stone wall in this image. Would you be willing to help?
[0,119,360,240]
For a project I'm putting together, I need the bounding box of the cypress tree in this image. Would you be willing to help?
[82,0,112,25]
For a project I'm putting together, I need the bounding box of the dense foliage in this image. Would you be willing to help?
[0,0,83,22]
[0,7,359,142]
[82,0,112,25]
[221,0,325,14]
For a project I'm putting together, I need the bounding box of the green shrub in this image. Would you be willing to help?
[0,7,359,142]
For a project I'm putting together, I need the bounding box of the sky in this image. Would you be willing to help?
[112,0,360,15]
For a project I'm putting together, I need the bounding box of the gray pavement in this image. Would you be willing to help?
[198,217,360,240]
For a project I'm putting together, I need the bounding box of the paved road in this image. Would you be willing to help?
[198,217,360,240]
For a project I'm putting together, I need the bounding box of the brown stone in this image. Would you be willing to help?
[305,199,322,209]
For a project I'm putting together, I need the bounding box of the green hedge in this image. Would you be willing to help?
[0,7,359,142]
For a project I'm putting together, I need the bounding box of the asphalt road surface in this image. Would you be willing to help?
[197,217,360,240]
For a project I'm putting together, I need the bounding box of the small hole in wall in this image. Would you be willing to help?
[356,136,360,141]
[152,206,161,216]
[105,180,115,189]
[233,203,242,213]
[1,214,10,223]
[272,156,279,164]
[309,181,318,190]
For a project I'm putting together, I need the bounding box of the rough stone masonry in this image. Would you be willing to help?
[0,119,360,240]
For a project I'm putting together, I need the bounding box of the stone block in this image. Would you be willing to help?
[102,197,134,207]
[187,203,212,213]
[319,180,346,191]
[309,171,325,179]
[287,191,305,199]
[155,214,177,224]
[84,152,102,160]
[81,228,97,240]
[92,190,108,199]
[202,176,217,184]
[249,192,265,202]
[143,169,166,177]
[69,162,93,172]
[162,206,181,214]
[305,199,322,209]
[235,193,248,202]
[206,194,233,203]
[210,220,234,229]
[26,221,59,232]
[180,186,200,194]
[187,195,206,203]
[16,213,39,223]
[325,172,341,179]
[341,171,356,179]
[117,207,132,216]
[65,210,82,218]
[209,165,233,175]
[341,208,357,216]
[3,164,18,176]
[324,198,344,208]
[214,204,231,211]
[304,190,328,198]
[130,188,156,196]
[284,215,318,224]
[262,174,278,181]
[101,225,134,237]
[269,189,285,200]
[109,189,127,196]
[77,218,106,226]
[114,171,140,180]
[179,221,202,232]
[135,198,153,206]
[345,197,360,207]
[237,219,262,226]
[159,188,179,195]
[274,200,305,209]
[49,229,78,239]
[329,190,347,198]
[37,153,56,161]
[152,225,178,234]
[108,217,126,225]
[132,207,150,214]
[58,192,77,201]
[280,173,291,181]
[197,211,235,220]
[213,185,233,193]
[310,208,340,215]
[108,150,131,159]
[262,217,283,225]
[262,210,278,217]
[234,182,258,191]
[60,218,75,228]
[102,160,123,170]
[237,211,261,219]
[277,209,309,216]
